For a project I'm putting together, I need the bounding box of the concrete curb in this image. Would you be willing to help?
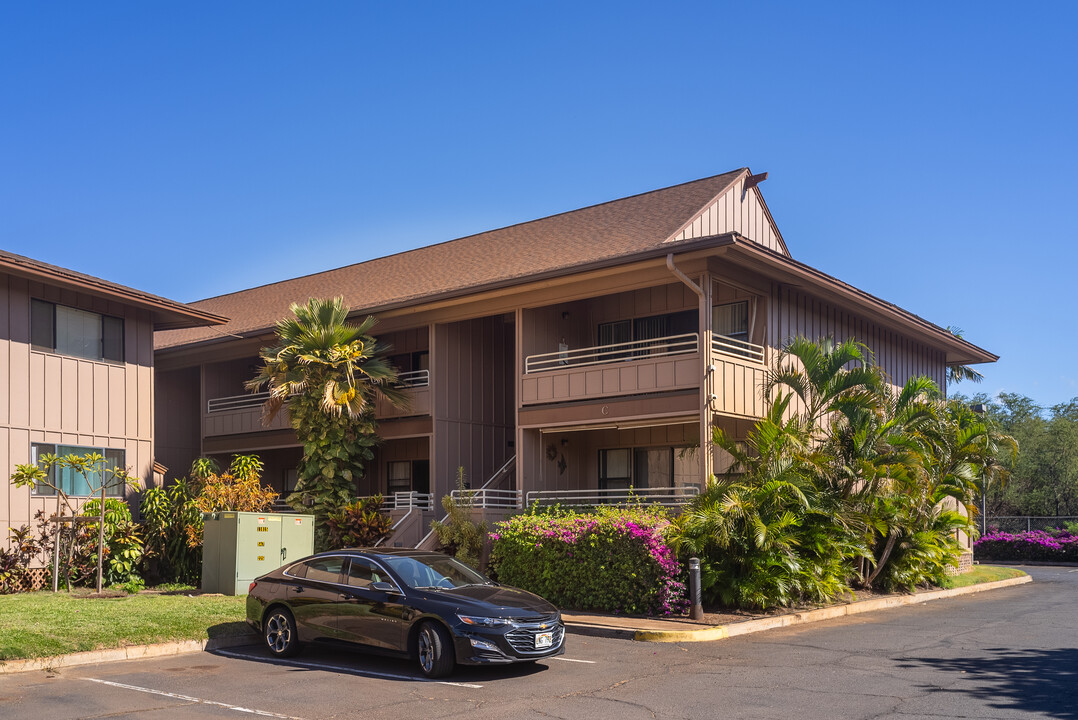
[567,575,1032,643]
[0,633,258,675]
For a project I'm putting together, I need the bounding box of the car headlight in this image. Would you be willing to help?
[458,614,511,627]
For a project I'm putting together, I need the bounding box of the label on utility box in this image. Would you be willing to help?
[257,527,268,533]
[258,541,265,547]
[295,519,303,525]
[257,517,266,524]
[257,556,265,561]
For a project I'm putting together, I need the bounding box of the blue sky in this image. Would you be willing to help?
[2,3,1076,407]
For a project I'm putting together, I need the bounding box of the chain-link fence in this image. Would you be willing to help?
[985,516,1078,533]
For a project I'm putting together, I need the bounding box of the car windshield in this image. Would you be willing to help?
[380,555,492,590]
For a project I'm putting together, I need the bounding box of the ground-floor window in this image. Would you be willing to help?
[30,443,126,497]
[386,459,430,495]
[599,446,698,490]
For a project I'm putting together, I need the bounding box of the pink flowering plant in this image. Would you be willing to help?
[974,529,1078,562]
[487,505,687,616]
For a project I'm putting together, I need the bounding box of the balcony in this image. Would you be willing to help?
[374,369,432,419]
[521,333,700,405]
[203,392,290,437]
[204,370,432,437]
[709,335,767,418]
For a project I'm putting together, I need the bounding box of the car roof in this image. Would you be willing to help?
[316,548,446,559]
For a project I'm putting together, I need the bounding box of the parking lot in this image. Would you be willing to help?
[2,565,1075,720]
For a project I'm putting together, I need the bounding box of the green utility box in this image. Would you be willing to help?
[201,511,315,595]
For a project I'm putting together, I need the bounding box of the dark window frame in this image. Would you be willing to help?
[30,298,125,363]
[30,442,127,498]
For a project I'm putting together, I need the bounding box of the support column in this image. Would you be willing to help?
[699,273,715,487]
[513,307,525,504]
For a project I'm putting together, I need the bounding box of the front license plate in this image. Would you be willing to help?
[535,631,553,649]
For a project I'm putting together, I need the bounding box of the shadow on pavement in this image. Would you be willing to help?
[904,648,1078,720]
[207,621,255,638]
[209,641,550,684]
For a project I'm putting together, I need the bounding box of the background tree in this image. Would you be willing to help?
[248,297,405,547]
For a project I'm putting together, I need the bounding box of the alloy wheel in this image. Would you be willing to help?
[266,612,292,654]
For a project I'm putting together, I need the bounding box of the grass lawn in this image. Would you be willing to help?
[938,564,1027,590]
[0,591,250,661]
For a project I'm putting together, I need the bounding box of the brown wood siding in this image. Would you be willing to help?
[768,283,949,408]
[1,272,156,538]
[364,437,431,496]
[670,180,786,254]
[432,315,514,500]
[155,367,201,481]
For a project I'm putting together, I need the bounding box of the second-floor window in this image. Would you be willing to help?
[713,301,748,342]
[31,299,124,363]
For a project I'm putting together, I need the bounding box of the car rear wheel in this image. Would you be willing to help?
[264,607,301,658]
[416,621,455,678]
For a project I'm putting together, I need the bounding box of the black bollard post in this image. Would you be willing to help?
[689,557,704,621]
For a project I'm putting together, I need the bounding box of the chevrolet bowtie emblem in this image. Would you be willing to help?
[539,623,547,629]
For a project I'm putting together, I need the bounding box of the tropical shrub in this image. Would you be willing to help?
[325,495,393,548]
[489,505,686,615]
[78,498,144,587]
[139,478,202,585]
[430,468,488,566]
[667,395,867,609]
[974,529,1078,562]
[0,524,46,594]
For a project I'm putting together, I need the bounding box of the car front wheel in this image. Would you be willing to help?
[264,607,301,658]
[416,621,455,678]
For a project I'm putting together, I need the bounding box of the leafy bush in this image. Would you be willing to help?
[974,529,1078,562]
[0,525,45,594]
[79,498,144,587]
[325,495,393,548]
[430,469,487,566]
[489,505,686,615]
[140,479,202,585]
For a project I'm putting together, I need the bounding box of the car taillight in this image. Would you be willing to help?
[248,581,258,593]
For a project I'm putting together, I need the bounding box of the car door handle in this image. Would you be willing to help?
[292,586,304,593]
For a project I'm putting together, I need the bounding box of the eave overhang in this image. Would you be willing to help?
[0,251,229,330]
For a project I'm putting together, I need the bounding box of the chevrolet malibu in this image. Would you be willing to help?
[246,548,565,678]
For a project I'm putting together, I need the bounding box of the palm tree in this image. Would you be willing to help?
[247,297,406,538]
[766,336,883,432]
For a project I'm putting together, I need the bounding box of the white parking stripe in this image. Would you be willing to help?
[83,678,302,718]
[214,649,484,688]
[550,657,596,664]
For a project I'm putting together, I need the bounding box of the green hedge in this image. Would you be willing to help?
[488,506,686,615]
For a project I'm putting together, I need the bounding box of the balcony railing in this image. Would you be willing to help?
[711,334,765,363]
[449,488,522,509]
[207,391,270,414]
[525,486,700,508]
[525,333,699,373]
[271,491,435,513]
[396,369,430,388]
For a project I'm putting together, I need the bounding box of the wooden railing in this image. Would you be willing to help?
[525,333,699,373]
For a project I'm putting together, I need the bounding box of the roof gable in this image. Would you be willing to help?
[665,172,788,255]
[156,170,746,350]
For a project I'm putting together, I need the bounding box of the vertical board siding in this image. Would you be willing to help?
[1,272,156,545]
[670,181,786,254]
[433,315,514,501]
[768,283,949,399]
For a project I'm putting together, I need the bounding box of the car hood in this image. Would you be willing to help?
[424,584,559,617]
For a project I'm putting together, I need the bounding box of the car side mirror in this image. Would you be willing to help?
[370,581,399,593]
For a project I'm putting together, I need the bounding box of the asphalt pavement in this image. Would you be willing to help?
[1,565,1075,720]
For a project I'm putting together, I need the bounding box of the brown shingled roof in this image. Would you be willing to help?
[155,169,747,350]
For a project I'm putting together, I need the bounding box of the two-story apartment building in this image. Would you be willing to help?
[0,251,225,544]
[153,169,996,544]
